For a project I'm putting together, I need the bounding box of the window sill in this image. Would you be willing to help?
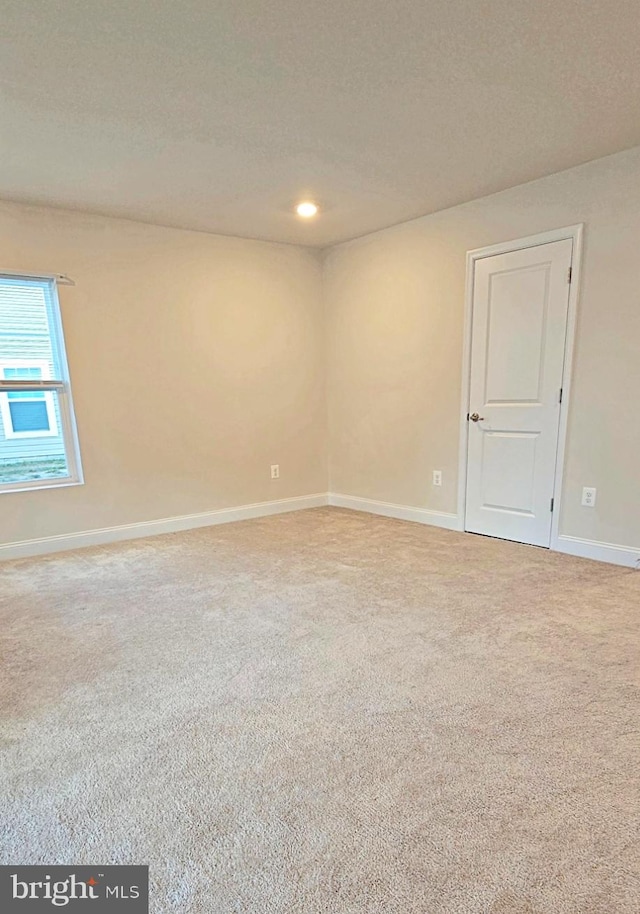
[0,475,84,496]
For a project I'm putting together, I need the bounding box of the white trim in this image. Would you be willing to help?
[328,494,638,568]
[0,493,329,561]
[0,268,75,286]
[2,494,635,569]
[49,280,84,487]
[457,224,584,551]
[549,227,583,551]
[329,493,462,531]
[0,475,83,496]
[555,534,640,569]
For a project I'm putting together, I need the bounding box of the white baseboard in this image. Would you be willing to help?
[554,534,640,569]
[330,494,639,568]
[329,492,462,531]
[4,492,636,570]
[0,493,329,561]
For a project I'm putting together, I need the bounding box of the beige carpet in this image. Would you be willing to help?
[1,507,639,913]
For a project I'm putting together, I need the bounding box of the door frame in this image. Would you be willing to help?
[457,224,584,550]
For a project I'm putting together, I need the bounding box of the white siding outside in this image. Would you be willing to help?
[0,279,66,466]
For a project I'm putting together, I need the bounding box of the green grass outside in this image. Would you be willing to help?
[0,457,68,484]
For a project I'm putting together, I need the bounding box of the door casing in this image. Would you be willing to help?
[458,224,584,550]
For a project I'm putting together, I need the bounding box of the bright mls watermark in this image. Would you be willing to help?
[0,866,148,911]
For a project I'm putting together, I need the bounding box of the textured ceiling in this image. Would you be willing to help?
[2,0,640,247]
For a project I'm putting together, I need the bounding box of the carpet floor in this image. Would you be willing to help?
[1,507,639,913]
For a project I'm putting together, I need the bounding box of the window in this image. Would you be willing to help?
[0,274,83,491]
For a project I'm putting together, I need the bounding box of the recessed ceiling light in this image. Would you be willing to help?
[296,201,319,218]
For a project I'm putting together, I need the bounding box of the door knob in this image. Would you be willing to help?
[469,412,484,422]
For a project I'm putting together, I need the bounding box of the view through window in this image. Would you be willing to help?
[0,275,82,491]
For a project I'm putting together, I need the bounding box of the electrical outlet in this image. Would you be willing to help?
[432,470,442,487]
[270,464,280,480]
[581,486,596,507]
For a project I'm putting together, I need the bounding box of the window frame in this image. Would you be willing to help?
[0,274,84,494]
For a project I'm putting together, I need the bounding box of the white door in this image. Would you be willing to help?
[465,239,573,547]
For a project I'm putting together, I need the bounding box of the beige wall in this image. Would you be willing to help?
[325,146,640,550]
[0,202,326,545]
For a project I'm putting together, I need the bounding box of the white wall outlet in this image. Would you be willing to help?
[582,486,596,507]
[270,464,280,480]
[432,470,442,487]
